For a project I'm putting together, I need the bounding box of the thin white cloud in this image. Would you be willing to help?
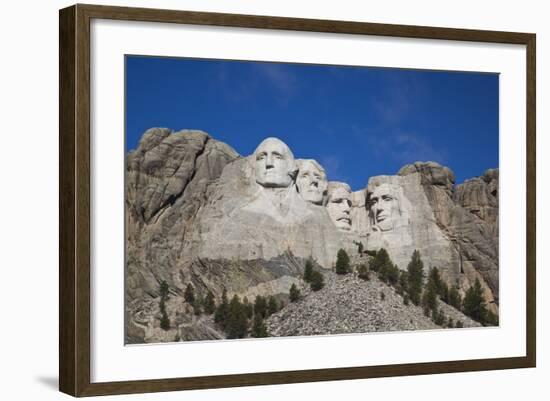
[319,155,349,183]
[254,63,298,97]
[353,125,448,167]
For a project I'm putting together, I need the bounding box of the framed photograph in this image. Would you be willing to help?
[59,4,536,397]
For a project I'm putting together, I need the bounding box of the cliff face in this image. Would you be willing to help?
[397,162,498,307]
[193,157,351,269]
[125,129,499,343]
[454,168,499,244]
[125,128,240,302]
[346,162,498,310]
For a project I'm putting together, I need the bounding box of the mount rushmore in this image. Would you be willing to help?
[125,128,498,342]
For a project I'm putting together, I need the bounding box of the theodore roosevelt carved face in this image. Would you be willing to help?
[326,182,352,231]
[296,159,328,205]
[254,138,297,188]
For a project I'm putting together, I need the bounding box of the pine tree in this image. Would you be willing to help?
[203,290,216,315]
[251,314,268,338]
[407,250,424,305]
[159,280,171,331]
[254,295,268,319]
[370,248,390,273]
[463,279,488,324]
[440,282,450,304]
[289,283,301,302]
[267,296,278,316]
[184,283,195,305]
[160,280,170,302]
[357,264,370,281]
[226,295,248,339]
[160,309,170,331]
[358,242,364,255]
[335,249,350,275]
[449,286,462,309]
[456,320,464,328]
[214,288,229,328]
[310,270,325,291]
[303,259,314,283]
[193,298,203,316]
[386,263,400,286]
[428,267,444,296]
[422,281,438,316]
[432,308,446,326]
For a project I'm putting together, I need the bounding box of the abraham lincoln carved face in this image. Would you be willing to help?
[368,183,401,231]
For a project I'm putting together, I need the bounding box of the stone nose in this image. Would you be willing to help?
[265,154,274,168]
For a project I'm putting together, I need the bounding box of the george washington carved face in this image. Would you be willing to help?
[254,138,297,188]
[296,159,328,205]
[326,182,352,230]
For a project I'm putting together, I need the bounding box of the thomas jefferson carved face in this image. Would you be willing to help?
[254,138,297,188]
[296,160,328,205]
[369,183,400,231]
[326,182,352,230]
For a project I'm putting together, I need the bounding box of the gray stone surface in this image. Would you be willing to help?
[194,155,348,269]
[125,129,499,343]
[296,159,328,205]
[395,162,498,308]
[326,181,353,231]
[454,168,499,243]
[125,129,239,302]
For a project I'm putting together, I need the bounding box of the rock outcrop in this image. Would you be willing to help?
[399,163,498,308]
[352,162,498,310]
[125,129,499,343]
[125,128,239,302]
[454,168,499,243]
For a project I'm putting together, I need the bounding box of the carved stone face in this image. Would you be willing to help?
[254,138,296,188]
[296,160,328,205]
[327,183,352,230]
[369,183,400,231]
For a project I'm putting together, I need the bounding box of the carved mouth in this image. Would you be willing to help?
[377,213,389,221]
[337,217,351,224]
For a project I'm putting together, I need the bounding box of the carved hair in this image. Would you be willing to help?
[296,159,327,180]
[327,181,351,202]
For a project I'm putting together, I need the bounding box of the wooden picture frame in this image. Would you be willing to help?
[59,3,536,397]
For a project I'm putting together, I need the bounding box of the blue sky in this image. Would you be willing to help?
[126,56,498,190]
